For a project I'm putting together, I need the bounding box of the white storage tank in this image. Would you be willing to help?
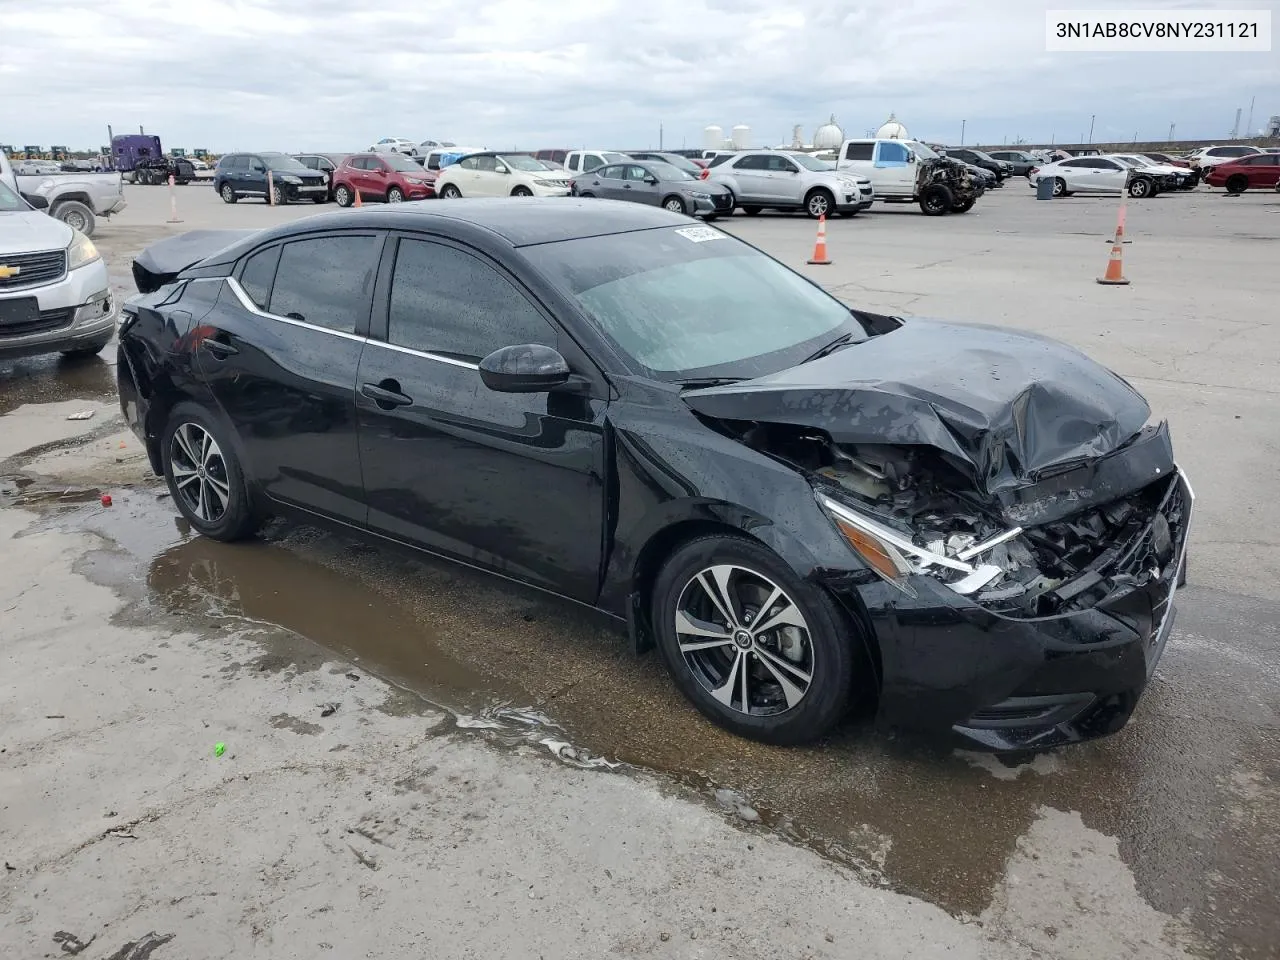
[813,115,844,150]
[731,125,751,149]
[703,125,724,150]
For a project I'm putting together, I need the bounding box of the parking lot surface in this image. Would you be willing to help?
[2,182,1278,959]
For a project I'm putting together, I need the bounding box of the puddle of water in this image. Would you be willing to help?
[0,354,117,416]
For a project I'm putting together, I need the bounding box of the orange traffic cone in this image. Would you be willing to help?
[353,188,362,208]
[807,214,831,265]
[1097,239,1129,285]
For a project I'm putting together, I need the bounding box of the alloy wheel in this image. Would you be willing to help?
[674,564,815,717]
[169,423,231,524]
[808,193,830,217]
[62,208,89,232]
[664,198,684,212]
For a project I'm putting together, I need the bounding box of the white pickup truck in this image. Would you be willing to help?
[1,149,126,237]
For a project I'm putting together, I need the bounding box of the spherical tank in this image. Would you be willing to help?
[813,115,844,150]
[875,112,910,140]
[704,125,724,150]
[731,125,751,149]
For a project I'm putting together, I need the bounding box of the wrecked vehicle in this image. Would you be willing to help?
[117,201,1191,751]
[836,138,982,215]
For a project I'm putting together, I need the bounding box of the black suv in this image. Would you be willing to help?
[943,148,1012,184]
[214,153,329,205]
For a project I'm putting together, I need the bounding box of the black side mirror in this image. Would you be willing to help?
[22,193,50,211]
[644,176,658,185]
[479,344,571,393]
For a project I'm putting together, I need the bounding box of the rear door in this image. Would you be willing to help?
[587,164,627,200]
[724,154,768,200]
[355,234,607,601]
[195,231,386,525]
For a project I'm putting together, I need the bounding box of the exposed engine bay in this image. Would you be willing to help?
[733,422,1187,618]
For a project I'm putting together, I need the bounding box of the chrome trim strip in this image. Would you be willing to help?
[363,339,480,370]
[223,276,366,343]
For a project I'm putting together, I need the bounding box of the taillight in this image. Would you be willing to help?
[699,167,709,180]
[1029,167,1039,176]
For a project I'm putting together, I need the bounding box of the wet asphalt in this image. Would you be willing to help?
[2,185,1277,957]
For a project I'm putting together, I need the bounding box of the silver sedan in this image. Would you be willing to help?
[570,161,734,218]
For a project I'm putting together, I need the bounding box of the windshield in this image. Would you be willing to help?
[260,153,310,172]
[502,155,551,172]
[522,227,865,380]
[908,141,941,160]
[383,153,423,172]
[969,150,997,162]
[0,180,29,212]
[602,152,631,164]
[653,154,701,175]
[790,153,834,171]
[646,161,693,181]
[1118,155,1150,166]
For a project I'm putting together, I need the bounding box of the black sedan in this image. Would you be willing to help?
[118,200,1192,750]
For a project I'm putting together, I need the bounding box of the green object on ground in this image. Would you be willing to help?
[214,742,226,757]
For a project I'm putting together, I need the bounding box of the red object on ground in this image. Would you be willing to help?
[100,494,113,507]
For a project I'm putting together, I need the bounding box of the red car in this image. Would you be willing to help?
[331,152,435,206]
[1205,154,1280,194]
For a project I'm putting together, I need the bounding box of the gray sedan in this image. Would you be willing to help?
[569,161,734,218]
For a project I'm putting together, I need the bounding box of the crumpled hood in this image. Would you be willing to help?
[0,210,72,255]
[682,318,1151,495]
[131,229,260,293]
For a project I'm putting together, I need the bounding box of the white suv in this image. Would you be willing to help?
[1186,144,1263,172]
[707,151,873,218]
[434,152,572,198]
[0,178,115,361]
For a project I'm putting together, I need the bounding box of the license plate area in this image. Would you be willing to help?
[0,297,40,327]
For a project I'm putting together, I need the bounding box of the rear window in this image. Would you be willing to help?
[843,142,874,161]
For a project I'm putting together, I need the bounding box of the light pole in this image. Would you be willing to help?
[960,120,966,146]
[1088,114,1095,143]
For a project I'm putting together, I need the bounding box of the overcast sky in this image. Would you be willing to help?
[2,0,1276,152]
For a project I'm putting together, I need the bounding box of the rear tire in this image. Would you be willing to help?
[1225,174,1248,195]
[440,183,462,199]
[52,200,96,237]
[651,534,856,746]
[334,184,353,207]
[161,402,260,543]
[220,182,237,204]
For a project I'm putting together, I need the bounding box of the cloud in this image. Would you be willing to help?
[2,0,1276,152]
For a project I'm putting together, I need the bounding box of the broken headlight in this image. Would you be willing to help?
[817,493,1012,597]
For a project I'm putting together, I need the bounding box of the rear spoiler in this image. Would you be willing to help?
[131,229,259,294]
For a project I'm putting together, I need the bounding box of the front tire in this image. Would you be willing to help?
[1052,177,1069,198]
[919,183,953,216]
[1128,177,1153,199]
[52,200,96,237]
[805,189,834,219]
[387,186,405,203]
[162,403,260,542]
[950,197,976,213]
[652,535,856,745]
[1225,174,1248,195]
[440,183,462,199]
[219,182,237,204]
[663,195,686,214]
[270,183,285,205]
[742,205,761,216]
[510,185,533,197]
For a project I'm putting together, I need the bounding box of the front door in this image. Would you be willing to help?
[761,154,803,202]
[622,164,661,205]
[355,234,607,602]
[195,231,385,526]
[245,155,269,198]
[872,141,917,196]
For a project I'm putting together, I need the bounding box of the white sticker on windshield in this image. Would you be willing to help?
[674,226,726,243]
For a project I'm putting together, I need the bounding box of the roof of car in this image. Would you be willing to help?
[192,198,691,259]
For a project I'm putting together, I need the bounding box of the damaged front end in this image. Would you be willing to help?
[685,318,1194,749]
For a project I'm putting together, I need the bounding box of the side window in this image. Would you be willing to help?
[876,142,910,164]
[476,155,498,173]
[388,239,555,360]
[766,156,798,173]
[732,154,765,170]
[248,156,266,173]
[458,157,477,171]
[230,155,249,171]
[298,157,317,169]
[346,157,365,171]
[1261,156,1280,166]
[268,235,381,334]
[596,165,624,180]
[583,155,603,172]
[624,165,650,181]
[238,245,281,309]
[844,142,874,161]
[552,151,567,163]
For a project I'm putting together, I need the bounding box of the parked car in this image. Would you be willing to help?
[1204,153,1280,194]
[986,150,1038,177]
[942,148,1011,184]
[189,158,210,172]
[622,152,705,177]
[563,150,633,176]
[213,153,330,205]
[332,152,436,206]
[3,148,127,237]
[369,138,419,156]
[293,153,349,198]
[1185,144,1263,173]
[708,151,873,218]
[118,200,1193,750]
[434,152,572,198]
[571,160,733,218]
[1029,155,1160,198]
[836,139,980,215]
[535,149,571,167]
[421,147,485,176]
[0,179,115,361]
[417,140,455,154]
[961,162,998,188]
[1111,154,1197,191]
[15,159,62,175]
[1141,152,1190,168]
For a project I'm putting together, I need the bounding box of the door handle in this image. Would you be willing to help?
[361,380,413,409]
[204,336,238,358]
